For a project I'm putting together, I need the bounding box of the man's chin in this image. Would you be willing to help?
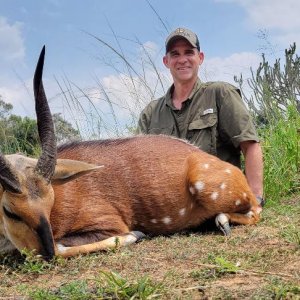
[176,75,195,82]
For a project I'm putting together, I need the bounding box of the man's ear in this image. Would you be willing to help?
[163,55,170,68]
[52,159,103,185]
[198,51,204,65]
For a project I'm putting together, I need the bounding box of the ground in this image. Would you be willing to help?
[0,196,299,299]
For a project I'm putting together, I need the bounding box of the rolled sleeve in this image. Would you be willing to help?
[217,84,259,148]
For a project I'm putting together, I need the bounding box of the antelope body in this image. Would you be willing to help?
[0,47,262,260]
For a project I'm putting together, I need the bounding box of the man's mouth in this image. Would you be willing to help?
[178,66,190,71]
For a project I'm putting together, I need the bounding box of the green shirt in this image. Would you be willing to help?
[137,79,259,168]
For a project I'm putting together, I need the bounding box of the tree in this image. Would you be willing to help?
[0,97,81,155]
[5,115,40,156]
[52,113,81,143]
[235,43,300,125]
[234,44,300,201]
[0,96,13,119]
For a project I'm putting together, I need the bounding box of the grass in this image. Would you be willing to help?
[261,106,300,205]
[1,196,299,299]
[266,278,300,300]
[25,272,163,299]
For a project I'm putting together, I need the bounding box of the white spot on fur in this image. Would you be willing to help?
[190,203,194,209]
[211,191,219,200]
[235,199,241,206]
[203,163,209,169]
[179,208,186,216]
[225,168,231,174]
[150,219,157,224]
[162,216,172,224]
[195,181,205,191]
[220,182,226,190]
[246,211,254,218]
[243,192,247,199]
[189,185,195,195]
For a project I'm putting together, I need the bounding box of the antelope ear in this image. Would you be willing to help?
[51,159,103,185]
[0,156,22,194]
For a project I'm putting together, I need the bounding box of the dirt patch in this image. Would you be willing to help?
[1,199,299,299]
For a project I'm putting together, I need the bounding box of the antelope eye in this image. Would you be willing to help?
[3,206,22,221]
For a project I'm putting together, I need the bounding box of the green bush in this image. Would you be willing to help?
[236,43,300,204]
[260,105,299,204]
[0,98,80,156]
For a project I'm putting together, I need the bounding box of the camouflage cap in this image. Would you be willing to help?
[165,28,200,53]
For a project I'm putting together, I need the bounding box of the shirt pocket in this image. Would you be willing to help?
[187,113,218,155]
[188,113,217,130]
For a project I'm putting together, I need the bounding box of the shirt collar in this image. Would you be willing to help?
[165,78,202,108]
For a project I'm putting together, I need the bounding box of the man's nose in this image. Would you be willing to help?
[177,55,188,63]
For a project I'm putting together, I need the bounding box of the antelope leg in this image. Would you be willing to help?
[55,231,145,257]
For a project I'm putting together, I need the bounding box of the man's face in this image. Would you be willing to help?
[163,39,204,84]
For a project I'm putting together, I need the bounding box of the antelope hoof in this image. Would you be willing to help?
[215,213,231,236]
[256,196,266,207]
[131,231,146,242]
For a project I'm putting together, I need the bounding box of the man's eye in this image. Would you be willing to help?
[3,206,22,221]
[186,50,195,55]
[170,52,179,57]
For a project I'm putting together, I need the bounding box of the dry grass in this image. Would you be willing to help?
[0,196,299,299]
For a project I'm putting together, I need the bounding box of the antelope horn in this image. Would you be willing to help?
[34,46,57,183]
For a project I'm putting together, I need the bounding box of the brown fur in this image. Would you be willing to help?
[51,135,260,243]
[0,135,262,258]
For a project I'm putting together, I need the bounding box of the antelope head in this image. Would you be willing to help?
[0,47,99,259]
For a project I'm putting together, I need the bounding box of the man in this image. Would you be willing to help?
[137,27,264,205]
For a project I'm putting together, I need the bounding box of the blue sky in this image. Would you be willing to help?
[1,0,299,136]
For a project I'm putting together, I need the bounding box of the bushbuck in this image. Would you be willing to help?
[0,47,262,260]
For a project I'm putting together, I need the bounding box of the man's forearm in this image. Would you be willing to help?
[241,142,264,197]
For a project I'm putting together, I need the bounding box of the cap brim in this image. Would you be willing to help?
[166,35,197,53]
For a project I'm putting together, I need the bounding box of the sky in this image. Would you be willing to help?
[1,0,300,137]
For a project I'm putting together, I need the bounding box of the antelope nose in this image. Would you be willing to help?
[36,216,55,261]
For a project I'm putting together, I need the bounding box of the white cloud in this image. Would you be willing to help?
[215,0,300,48]
[0,76,63,119]
[274,32,300,50]
[95,40,170,115]
[240,0,300,31]
[200,52,261,104]
[137,41,160,58]
[48,40,170,138]
[215,0,300,27]
[201,51,261,84]
[66,69,170,137]
[0,80,34,117]
[0,17,25,63]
